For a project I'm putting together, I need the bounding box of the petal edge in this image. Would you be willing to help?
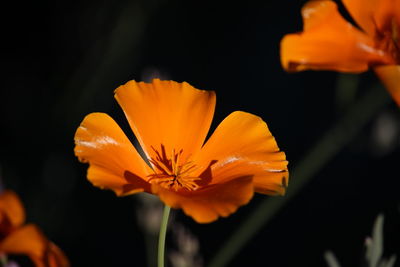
[280,0,394,73]
[74,112,152,196]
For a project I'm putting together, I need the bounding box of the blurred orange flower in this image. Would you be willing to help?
[74,79,288,223]
[0,190,69,267]
[281,0,400,105]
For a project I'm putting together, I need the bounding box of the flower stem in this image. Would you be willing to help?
[158,205,171,267]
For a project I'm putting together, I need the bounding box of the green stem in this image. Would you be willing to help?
[158,205,171,267]
[207,83,391,267]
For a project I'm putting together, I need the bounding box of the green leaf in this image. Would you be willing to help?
[366,214,384,267]
[379,255,397,267]
[386,255,397,267]
[324,251,341,267]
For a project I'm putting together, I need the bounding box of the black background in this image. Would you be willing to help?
[1,0,400,266]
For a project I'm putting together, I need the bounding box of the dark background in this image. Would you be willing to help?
[1,0,400,266]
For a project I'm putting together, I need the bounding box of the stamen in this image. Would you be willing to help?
[147,146,201,191]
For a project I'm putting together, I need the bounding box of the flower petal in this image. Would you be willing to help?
[374,65,400,105]
[74,112,152,196]
[41,242,70,267]
[342,0,376,35]
[280,0,394,73]
[0,190,25,230]
[0,224,69,267]
[114,79,216,163]
[194,111,288,195]
[342,0,400,37]
[153,176,254,223]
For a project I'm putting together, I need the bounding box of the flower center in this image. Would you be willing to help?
[147,146,200,191]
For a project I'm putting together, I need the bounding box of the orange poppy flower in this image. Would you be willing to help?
[74,79,288,223]
[280,0,400,105]
[0,190,69,267]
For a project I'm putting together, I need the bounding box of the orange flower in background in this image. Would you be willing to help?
[280,0,400,105]
[74,79,288,223]
[0,190,69,267]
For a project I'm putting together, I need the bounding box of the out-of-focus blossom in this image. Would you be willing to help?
[0,190,69,267]
[370,111,400,156]
[135,193,163,235]
[169,222,203,267]
[281,0,400,105]
[74,79,288,223]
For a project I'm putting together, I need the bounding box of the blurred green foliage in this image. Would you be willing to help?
[325,214,397,267]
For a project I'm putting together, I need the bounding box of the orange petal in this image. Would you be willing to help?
[0,225,45,257]
[194,111,288,195]
[0,224,69,267]
[0,190,25,229]
[374,65,400,105]
[41,242,70,267]
[74,112,152,196]
[342,0,376,35]
[153,176,254,223]
[280,0,394,73]
[253,172,288,195]
[114,79,216,164]
[342,0,400,37]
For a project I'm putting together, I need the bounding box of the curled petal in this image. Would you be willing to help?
[374,65,400,105]
[114,79,216,163]
[74,113,152,196]
[153,176,254,223]
[0,224,70,267]
[0,190,25,230]
[280,0,394,73]
[194,111,288,195]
